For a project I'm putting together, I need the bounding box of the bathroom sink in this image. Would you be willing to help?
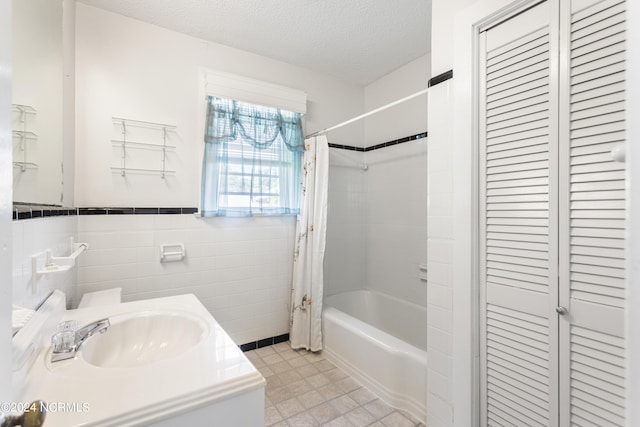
[79,311,209,368]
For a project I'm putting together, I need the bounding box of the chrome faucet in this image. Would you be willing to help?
[51,318,110,362]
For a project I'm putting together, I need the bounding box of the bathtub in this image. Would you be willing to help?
[322,290,427,422]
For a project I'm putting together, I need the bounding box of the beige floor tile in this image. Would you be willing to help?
[317,383,344,401]
[267,374,284,390]
[324,367,348,382]
[329,395,359,415]
[344,407,377,427]
[265,406,283,426]
[309,402,341,424]
[263,353,286,365]
[307,372,331,388]
[303,351,326,362]
[279,369,304,385]
[380,411,415,427]
[259,365,276,378]
[322,416,354,427]
[335,376,361,394]
[285,411,319,426]
[276,397,305,419]
[287,378,314,395]
[363,399,394,419]
[299,389,327,409]
[273,342,292,353]
[256,346,277,357]
[297,363,321,378]
[313,359,336,372]
[347,387,377,406]
[288,355,310,368]
[271,360,294,374]
[267,385,296,404]
[281,349,303,360]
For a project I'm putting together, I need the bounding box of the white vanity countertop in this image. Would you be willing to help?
[13,293,265,426]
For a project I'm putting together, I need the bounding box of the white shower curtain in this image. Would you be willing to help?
[289,135,329,352]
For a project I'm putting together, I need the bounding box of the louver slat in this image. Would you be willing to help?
[567,0,626,424]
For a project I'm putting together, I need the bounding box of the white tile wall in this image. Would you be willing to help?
[77,214,296,345]
[324,149,367,297]
[12,216,78,310]
[364,140,428,306]
[426,80,454,426]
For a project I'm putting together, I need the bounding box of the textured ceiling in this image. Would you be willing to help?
[77,0,431,86]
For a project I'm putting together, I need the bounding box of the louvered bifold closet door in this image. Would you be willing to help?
[559,0,627,425]
[480,2,558,426]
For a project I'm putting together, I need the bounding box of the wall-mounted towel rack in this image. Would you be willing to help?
[111,117,177,178]
[12,104,38,172]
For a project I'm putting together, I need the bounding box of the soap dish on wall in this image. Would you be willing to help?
[31,241,89,292]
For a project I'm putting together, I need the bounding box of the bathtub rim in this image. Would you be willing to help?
[322,305,427,423]
[324,288,428,352]
[324,288,428,317]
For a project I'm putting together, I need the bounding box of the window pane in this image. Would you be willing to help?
[202,96,303,216]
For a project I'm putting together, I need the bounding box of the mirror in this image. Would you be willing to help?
[12,0,64,205]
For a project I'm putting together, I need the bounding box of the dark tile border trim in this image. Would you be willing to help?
[239,333,290,352]
[13,203,78,221]
[327,143,365,152]
[76,207,199,216]
[428,69,453,88]
[328,131,427,153]
[13,205,198,221]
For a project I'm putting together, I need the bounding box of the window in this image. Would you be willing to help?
[201,96,305,216]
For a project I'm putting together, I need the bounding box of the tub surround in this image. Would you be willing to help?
[13,291,265,426]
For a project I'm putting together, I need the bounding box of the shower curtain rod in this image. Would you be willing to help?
[305,87,428,139]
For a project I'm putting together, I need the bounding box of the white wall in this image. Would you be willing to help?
[364,55,430,146]
[1,0,13,405]
[12,216,77,310]
[431,0,477,76]
[74,3,364,208]
[77,214,294,345]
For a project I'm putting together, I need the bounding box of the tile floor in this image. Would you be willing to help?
[245,342,425,427]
